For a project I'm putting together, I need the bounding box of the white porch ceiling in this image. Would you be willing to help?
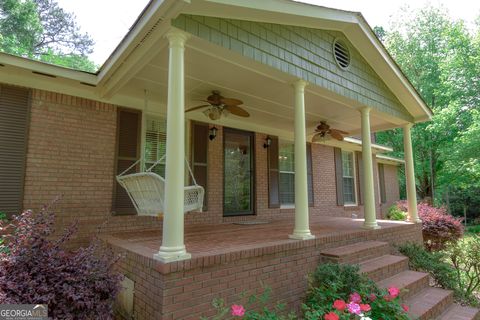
[118,35,397,139]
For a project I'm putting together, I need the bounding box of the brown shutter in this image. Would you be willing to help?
[334,147,344,206]
[378,163,387,204]
[0,85,30,217]
[307,143,314,207]
[356,152,364,205]
[113,108,141,215]
[268,136,280,208]
[192,122,208,210]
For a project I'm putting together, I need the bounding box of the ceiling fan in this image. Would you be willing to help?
[185,90,250,120]
[312,121,349,142]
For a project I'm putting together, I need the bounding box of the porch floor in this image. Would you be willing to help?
[104,216,414,262]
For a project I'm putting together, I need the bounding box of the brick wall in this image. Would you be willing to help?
[111,223,423,320]
[381,164,401,216]
[23,89,163,246]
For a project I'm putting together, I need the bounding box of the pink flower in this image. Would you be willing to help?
[368,293,377,301]
[388,286,400,298]
[347,302,361,315]
[402,304,409,312]
[231,304,245,317]
[349,292,362,303]
[360,304,371,312]
[383,294,394,302]
[324,312,339,320]
[333,299,346,311]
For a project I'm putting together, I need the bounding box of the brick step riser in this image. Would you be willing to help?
[361,259,409,282]
[377,273,430,300]
[419,292,453,320]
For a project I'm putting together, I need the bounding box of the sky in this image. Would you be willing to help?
[56,0,480,66]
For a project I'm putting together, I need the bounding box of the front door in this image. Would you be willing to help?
[223,128,255,216]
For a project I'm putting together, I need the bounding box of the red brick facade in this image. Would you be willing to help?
[22,89,400,244]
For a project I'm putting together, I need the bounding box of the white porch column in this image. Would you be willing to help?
[360,107,380,229]
[154,29,191,263]
[289,80,314,240]
[403,123,421,223]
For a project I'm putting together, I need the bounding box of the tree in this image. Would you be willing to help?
[376,6,480,207]
[0,0,96,72]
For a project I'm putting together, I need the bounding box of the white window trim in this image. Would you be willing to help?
[342,150,358,207]
[279,140,295,206]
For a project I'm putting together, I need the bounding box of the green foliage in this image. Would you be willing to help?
[444,235,480,305]
[398,242,457,289]
[202,285,296,320]
[466,225,480,234]
[376,6,480,205]
[302,263,410,320]
[386,205,408,220]
[0,0,97,71]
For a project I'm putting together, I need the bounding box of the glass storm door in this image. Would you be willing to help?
[223,128,255,216]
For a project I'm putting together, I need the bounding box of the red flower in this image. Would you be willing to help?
[402,304,409,312]
[360,304,371,312]
[388,286,400,298]
[369,293,377,301]
[349,292,362,303]
[324,312,339,320]
[333,299,346,311]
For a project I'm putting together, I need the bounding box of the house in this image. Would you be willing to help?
[0,0,437,319]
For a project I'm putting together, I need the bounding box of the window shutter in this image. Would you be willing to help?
[113,108,141,215]
[356,152,364,205]
[268,136,280,208]
[0,85,30,217]
[307,143,314,207]
[378,163,387,204]
[192,122,208,210]
[334,147,344,206]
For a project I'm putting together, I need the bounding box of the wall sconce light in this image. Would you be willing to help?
[263,136,272,148]
[209,126,218,141]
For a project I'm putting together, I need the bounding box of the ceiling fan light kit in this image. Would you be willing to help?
[187,90,250,120]
[311,121,348,142]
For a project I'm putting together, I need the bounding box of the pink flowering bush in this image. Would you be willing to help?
[395,200,463,251]
[303,264,411,320]
[0,205,123,319]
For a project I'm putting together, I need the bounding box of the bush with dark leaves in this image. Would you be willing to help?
[0,205,123,319]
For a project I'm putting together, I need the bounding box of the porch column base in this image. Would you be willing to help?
[362,221,381,230]
[289,232,315,240]
[154,245,191,263]
[407,216,422,224]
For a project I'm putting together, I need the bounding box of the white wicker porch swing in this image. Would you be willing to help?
[116,155,205,216]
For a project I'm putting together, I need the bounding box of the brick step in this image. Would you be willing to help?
[437,304,480,320]
[320,241,390,264]
[377,270,429,299]
[359,254,409,282]
[405,287,453,320]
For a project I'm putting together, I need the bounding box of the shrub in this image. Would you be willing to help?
[397,243,457,290]
[444,236,480,305]
[303,263,411,320]
[395,201,463,251]
[466,225,480,234]
[386,205,408,221]
[0,206,123,319]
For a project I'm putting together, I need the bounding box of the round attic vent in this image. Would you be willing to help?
[333,39,350,69]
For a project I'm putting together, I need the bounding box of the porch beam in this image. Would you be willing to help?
[360,107,380,229]
[154,29,191,263]
[289,80,315,240]
[403,123,421,223]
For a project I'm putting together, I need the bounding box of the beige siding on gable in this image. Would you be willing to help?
[172,15,413,121]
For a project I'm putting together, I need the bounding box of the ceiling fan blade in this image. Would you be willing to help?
[331,128,349,135]
[220,97,243,106]
[225,105,250,117]
[330,130,344,141]
[185,105,210,112]
[316,122,330,131]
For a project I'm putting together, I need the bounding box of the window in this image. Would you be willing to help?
[144,116,167,176]
[223,128,255,216]
[342,150,356,205]
[279,141,295,205]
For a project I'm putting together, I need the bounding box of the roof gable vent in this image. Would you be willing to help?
[333,39,350,69]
